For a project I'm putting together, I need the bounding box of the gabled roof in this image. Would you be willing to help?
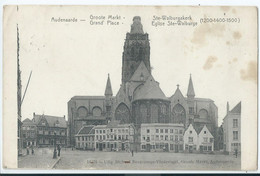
[184,123,198,135]
[76,125,95,135]
[22,118,35,125]
[33,114,67,128]
[198,125,213,137]
[187,75,195,97]
[129,61,150,82]
[71,96,105,100]
[22,118,32,123]
[133,75,167,100]
[230,102,241,114]
[170,85,185,100]
[105,74,113,96]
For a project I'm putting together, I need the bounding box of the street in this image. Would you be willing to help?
[19,147,241,170]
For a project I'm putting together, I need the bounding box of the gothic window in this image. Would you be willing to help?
[161,104,167,115]
[138,47,144,60]
[115,103,131,124]
[199,109,208,119]
[93,107,102,117]
[140,104,147,123]
[150,104,158,123]
[172,104,186,124]
[77,106,88,118]
[189,107,194,114]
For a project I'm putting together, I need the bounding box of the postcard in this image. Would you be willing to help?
[2,5,258,171]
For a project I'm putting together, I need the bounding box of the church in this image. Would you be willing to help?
[67,16,218,149]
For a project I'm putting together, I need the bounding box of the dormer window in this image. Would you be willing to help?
[42,122,46,126]
[55,120,60,127]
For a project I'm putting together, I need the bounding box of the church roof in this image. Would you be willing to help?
[230,102,241,114]
[129,61,150,82]
[105,74,113,96]
[130,16,144,34]
[187,75,195,97]
[71,96,105,100]
[134,75,167,101]
[170,85,185,99]
[33,114,67,128]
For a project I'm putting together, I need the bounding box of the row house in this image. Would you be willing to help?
[184,124,214,153]
[223,102,241,154]
[140,123,184,152]
[75,125,95,150]
[94,121,134,152]
[21,118,37,148]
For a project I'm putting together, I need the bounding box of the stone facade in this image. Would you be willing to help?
[140,123,184,152]
[68,16,219,150]
[75,125,95,150]
[94,121,133,152]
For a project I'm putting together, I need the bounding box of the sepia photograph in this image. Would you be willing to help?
[2,5,258,172]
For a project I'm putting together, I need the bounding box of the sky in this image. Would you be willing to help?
[14,6,257,126]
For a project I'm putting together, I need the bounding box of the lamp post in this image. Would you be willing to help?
[53,131,57,159]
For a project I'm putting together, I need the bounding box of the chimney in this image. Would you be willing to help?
[226,102,229,114]
[63,115,65,119]
[33,112,35,117]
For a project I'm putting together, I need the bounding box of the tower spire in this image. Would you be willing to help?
[187,74,195,98]
[130,16,144,34]
[105,73,113,96]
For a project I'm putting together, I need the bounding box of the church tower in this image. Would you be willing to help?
[105,74,113,121]
[121,16,151,89]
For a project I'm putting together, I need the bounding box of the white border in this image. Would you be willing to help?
[0,0,259,174]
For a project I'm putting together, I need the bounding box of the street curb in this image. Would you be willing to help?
[51,157,61,169]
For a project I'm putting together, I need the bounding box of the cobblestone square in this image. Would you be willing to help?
[19,148,240,170]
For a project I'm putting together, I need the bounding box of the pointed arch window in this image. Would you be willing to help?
[150,104,158,123]
[140,104,147,123]
[115,103,131,124]
[172,104,186,124]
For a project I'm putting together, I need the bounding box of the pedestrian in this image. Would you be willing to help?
[57,144,61,157]
[131,150,134,157]
[31,145,34,155]
[26,145,29,155]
